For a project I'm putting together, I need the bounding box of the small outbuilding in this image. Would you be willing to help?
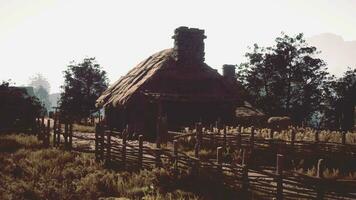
[96,27,243,138]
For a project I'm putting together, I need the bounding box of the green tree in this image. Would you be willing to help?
[0,81,43,132]
[59,58,108,122]
[322,68,356,130]
[237,33,328,125]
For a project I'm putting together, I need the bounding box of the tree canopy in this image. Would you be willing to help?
[59,58,108,122]
[237,33,328,125]
[0,81,43,132]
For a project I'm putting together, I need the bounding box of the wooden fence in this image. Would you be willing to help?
[33,119,356,200]
[93,123,356,200]
[170,124,356,160]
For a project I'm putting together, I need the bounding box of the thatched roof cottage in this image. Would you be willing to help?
[96,27,243,138]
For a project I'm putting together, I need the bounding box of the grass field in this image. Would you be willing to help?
[0,133,245,200]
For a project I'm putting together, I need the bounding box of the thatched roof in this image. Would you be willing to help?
[235,101,265,118]
[96,48,240,108]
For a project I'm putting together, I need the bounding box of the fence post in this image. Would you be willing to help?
[63,122,68,149]
[173,140,179,174]
[315,129,319,143]
[69,123,73,150]
[241,164,249,198]
[270,128,274,139]
[53,116,57,147]
[95,123,100,161]
[291,128,296,146]
[138,135,143,169]
[56,122,61,147]
[106,128,112,164]
[217,146,223,179]
[223,126,227,152]
[250,126,255,152]
[45,119,50,147]
[316,159,324,200]
[195,122,202,158]
[276,154,284,200]
[236,132,242,151]
[341,130,347,145]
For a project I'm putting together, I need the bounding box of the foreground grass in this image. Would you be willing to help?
[1,134,246,200]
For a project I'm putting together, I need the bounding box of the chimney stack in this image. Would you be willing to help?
[172,26,206,65]
[222,64,236,82]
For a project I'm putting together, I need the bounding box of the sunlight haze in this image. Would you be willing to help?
[0,0,355,93]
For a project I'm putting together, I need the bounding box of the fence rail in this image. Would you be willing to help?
[34,118,356,200]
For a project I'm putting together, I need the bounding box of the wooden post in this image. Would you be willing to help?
[217,146,223,179]
[195,122,202,158]
[270,128,274,139]
[250,126,255,151]
[64,122,69,149]
[69,123,73,150]
[315,129,319,143]
[341,130,346,145]
[138,135,143,169]
[122,131,127,169]
[223,126,227,152]
[317,159,324,178]
[173,140,179,173]
[291,128,296,146]
[316,159,324,200]
[276,154,284,200]
[53,116,57,147]
[236,132,242,150]
[45,119,50,147]
[56,123,61,147]
[106,128,112,164]
[95,123,100,161]
[241,164,249,198]
[242,149,247,166]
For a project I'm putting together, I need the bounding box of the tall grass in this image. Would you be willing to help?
[0,134,202,200]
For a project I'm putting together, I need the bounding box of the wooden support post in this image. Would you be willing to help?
[209,124,213,133]
[317,159,324,178]
[64,123,69,149]
[315,129,319,143]
[195,122,202,158]
[242,149,247,166]
[236,132,242,151]
[316,159,324,200]
[106,128,112,164]
[250,126,255,151]
[291,128,296,146]
[122,131,127,169]
[95,123,100,161]
[56,123,61,146]
[223,126,227,152]
[217,146,223,173]
[276,154,284,200]
[69,123,73,150]
[138,135,143,169]
[173,140,179,173]
[53,116,57,147]
[241,164,249,198]
[270,128,274,139]
[45,119,50,147]
[341,130,347,145]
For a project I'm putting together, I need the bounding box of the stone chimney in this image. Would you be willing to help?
[222,64,236,82]
[172,26,206,65]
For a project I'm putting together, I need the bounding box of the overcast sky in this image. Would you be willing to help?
[1,0,356,93]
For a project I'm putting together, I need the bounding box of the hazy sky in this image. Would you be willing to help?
[1,0,356,93]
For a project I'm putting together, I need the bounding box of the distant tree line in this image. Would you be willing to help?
[0,81,43,132]
[238,32,356,130]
